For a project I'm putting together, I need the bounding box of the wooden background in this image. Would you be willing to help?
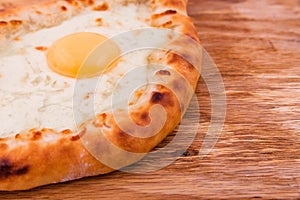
[1,0,300,199]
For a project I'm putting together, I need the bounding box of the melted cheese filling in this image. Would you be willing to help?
[0,3,152,137]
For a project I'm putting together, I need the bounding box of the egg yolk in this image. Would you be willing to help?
[47,32,120,78]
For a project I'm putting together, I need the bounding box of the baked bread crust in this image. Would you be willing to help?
[0,0,201,191]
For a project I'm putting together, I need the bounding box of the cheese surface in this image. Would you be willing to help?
[0,3,152,137]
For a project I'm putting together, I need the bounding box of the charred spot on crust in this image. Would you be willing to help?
[61,6,68,11]
[167,53,194,71]
[161,21,173,28]
[14,166,29,175]
[9,20,22,26]
[98,113,107,121]
[93,2,109,11]
[88,0,95,5]
[162,9,177,15]
[71,135,80,141]
[152,9,177,19]
[61,129,73,134]
[156,70,171,76]
[151,92,164,103]
[151,90,175,107]
[31,131,42,140]
[141,112,149,121]
[94,113,111,128]
[35,46,48,51]
[0,159,29,179]
[15,134,21,140]
[139,112,151,125]
[131,111,151,126]
[96,18,103,26]
[0,21,8,26]
[0,159,12,178]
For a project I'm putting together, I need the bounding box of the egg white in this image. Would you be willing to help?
[0,3,152,137]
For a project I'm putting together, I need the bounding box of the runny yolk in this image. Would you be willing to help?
[46,32,120,78]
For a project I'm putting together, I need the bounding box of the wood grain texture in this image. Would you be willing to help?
[1,0,300,199]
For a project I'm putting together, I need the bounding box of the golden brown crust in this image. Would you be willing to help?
[0,128,113,191]
[0,0,201,191]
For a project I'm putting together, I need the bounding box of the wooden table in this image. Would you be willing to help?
[1,0,300,199]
